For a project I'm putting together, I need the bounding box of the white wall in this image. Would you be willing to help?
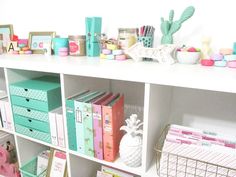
[1,0,235,51]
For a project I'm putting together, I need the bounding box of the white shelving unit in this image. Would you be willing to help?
[0,54,236,177]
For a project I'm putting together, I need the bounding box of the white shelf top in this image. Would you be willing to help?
[69,150,144,176]
[1,54,236,93]
[15,132,67,152]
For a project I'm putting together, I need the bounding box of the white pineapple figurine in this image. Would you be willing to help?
[119,114,143,167]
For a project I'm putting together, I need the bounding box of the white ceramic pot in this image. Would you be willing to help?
[177,51,200,64]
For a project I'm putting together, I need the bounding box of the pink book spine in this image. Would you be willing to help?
[92,104,103,160]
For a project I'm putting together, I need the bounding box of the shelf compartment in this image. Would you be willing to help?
[69,150,144,176]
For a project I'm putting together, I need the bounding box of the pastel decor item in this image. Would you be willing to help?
[115,54,126,61]
[7,41,18,53]
[102,49,112,55]
[233,42,236,54]
[85,17,102,57]
[119,114,143,167]
[223,54,236,61]
[219,48,233,55]
[125,42,177,64]
[211,53,223,61]
[52,37,69,55]
[138,36,154,61]
[112,49,123,55]
[160,6,195,44]
[214,60,227,67]
[201,37,212,59]
[176,51,200,64]
[201,59,214,66]
[58,47,68,56]
[227,61,236,68]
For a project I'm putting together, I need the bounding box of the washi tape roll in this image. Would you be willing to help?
[102,49,112,55]
[12,51,19,55]
[18,44,26,48]
[106,54,115,60]
[100,53,106,59]
[219,48,233,55]
[112,49,123,55]
[107,44,118,50]
[211,53,223,61]
[214,60,227,67]
[227,61,236,68]
[19,51,24,54]
[115,54,126,60]
[59,47,68,57]
[223,55,236,61]
[201,59,214,66]
[22,47,30,51]
[24,50,32,54]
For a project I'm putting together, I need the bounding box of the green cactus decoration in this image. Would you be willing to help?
[160,6,195,44]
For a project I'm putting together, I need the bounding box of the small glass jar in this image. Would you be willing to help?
[68,35,86,56]
[118,28,138,50]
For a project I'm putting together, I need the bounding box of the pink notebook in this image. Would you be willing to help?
[92,93,113,160]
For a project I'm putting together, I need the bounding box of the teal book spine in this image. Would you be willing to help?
[66,99,77,151]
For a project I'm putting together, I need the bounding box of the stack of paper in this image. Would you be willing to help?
[160,125,236,177]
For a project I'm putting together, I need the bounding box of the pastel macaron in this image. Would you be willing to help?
[102,49,112,55]
[112,49,123,55]
[201,59,214,66]
[219,48,233,55]
[115,54,126,61]
[227,61,236,68]
[214,60,227,67]
[211,53,223,61]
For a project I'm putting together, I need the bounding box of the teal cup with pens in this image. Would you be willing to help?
[138,36,153,61]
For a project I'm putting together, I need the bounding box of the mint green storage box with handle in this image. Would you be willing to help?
[10,75,62,111]
[14,114,50,133]
[15,124,51,143]
[12,105,49,122]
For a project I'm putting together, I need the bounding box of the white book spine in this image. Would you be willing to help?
[49,112,58,146]
[56,113,65,148]
[0,100,7,129]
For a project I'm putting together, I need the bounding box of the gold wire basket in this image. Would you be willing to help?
[154,125,236,177]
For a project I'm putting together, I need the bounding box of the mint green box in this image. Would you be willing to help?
[10,75,61,102]
[10,75,62,112]
[12,105,49,122]
[15,124,51,143]
[14,114,50,133]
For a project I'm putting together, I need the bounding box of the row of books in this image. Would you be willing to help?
[49,107,66,148]
[66,90,124,162]
[97,166,134,177]
[0,90,13,131]
[0,132,20,177]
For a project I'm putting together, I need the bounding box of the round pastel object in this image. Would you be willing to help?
[112,49,123,55]
[106,54,114,60]
[22,47,30,51]
[106,44,118,50]
[211,53,223,61]
[219,48,233,55]
[201,59,214,66]
[24,50,32,54]
[19,51,24,54]
[12,51,19,54]
[18,44,26,48]
[214,60,227,67]
[115,54,126,61]
[227,61,236,68]
[102,49,112,55]
[100,53,106,59]
[58,47,68,56]
[223,54,236,61]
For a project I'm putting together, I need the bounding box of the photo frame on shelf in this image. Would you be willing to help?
[0,24,14,52]
[28,32,55,54]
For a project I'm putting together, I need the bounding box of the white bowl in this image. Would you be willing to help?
[177,51,200,64]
